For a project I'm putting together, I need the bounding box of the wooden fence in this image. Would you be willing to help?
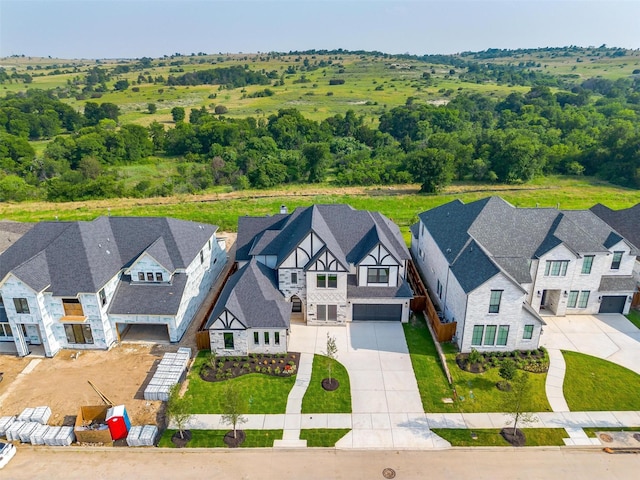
[195,330,211,351]
[632,291,640,308]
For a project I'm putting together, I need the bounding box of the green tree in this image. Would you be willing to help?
[324,333,338,385]
[114,79,129,91]
[171,106,186,123]
[502,372,537,438]
[221,383,248,439]
[302,142,330,183]
[406,148,455,193]
[166,384,193,440]
[147,103,157,114]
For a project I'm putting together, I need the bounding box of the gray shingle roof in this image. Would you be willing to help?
[0,220,34,254]
[346,275,413,298]
[108,274,187,315]
[591,203,640,253]
[420,196,633,293]
[206,259,290,329]
[0,217,217,296]
[240,204,410,269]
[598,275,637,292]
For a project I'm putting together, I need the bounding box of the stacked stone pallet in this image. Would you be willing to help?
[143,348,191,402]
[126,425,158,446]
[0,416,16,437]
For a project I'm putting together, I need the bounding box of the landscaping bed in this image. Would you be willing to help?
[301,355,351,414]
[455,348,549,374]
[200,352,300,382]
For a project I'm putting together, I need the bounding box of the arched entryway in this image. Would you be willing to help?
[290,295,304,323]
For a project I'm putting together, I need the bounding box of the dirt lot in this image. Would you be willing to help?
[0,343,175,426]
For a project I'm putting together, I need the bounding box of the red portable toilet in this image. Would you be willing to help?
[106,405,131,441]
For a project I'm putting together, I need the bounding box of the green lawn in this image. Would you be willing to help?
[301,355,351,414]
[562,351,640,411]
[183,351,296,414]
[432,428,566,447]
[300,429,351,447]
[404,313,551,413]
[158,429,282,448]
[626,309,640,330]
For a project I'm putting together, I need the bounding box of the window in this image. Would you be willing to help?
[567,290,579,308]
[155,272,163,282]
[577,290,590,308]
[254,332,259,345]
[484,325,497,345]
[62,298,84,317]
[471,325,484,346]
[489,290,502,314]
[437,280,443,299]
[146,272,154,281]
[291,272,298,285]
[64,324,93,344]
[611,251,623,270]
[317,274,337,288]
[581,255,594,274]
[264,332,270,345]
[99,289,107,306]
[317,304,337,321]
[13,298,29,314]
[208,239,212,251]
[497,325,509,346]
[223,332,234,350]
[367,267,390,284]
[137,272,145,281]
[544,260,569,276]
[200,250,204,264]
[0,322,12,338]
[523,325,534,340]
[274,332,280,345]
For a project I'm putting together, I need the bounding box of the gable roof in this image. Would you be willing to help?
[0,217,217,296]
[205,259,290,329]
[239,204,410,269]
[591,203,640,253]
[419,196,636,293]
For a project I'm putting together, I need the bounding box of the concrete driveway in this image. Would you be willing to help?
[540,314,640,374]
[288,322,450,449]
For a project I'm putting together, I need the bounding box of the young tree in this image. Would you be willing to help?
[221,383,248,439]
[325,333,338,382]
[166,383,192,440]
[502,372,537,444]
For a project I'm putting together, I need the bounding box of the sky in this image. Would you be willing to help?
[1,0,639,59]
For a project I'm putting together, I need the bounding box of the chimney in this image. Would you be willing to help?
[280,205,288,214]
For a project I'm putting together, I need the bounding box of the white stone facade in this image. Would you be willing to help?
[210,328,287,356]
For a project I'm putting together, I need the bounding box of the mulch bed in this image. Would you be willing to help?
[321,378,340,391]
[495,381,512,392]
[223,430,246,448]
[200,352,300,382]
[500,427,526,447]
[456,348,549,374]
[171,430,192,448]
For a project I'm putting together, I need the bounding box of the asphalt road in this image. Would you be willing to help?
[2,446,639,480]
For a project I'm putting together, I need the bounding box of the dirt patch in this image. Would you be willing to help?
[0,343,177,426]
[171,429,192,448]
[501,427,526,447]
[322,378,340,391]
[0,355,30,395]
[224,429,246,448]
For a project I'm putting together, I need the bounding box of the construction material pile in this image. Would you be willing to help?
[143,347,191,401]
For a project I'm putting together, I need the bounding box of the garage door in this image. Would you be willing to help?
[599,295,626,314]
[352,304,402,321]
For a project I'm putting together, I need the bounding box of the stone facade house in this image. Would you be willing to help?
[207,204,413,356]
[411,197,638,353]
[0,217,226,357]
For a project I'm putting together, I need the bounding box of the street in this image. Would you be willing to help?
[2,446,638,480]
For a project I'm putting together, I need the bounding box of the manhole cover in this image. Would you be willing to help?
[633,433,640,442]
[382,468,396,479]
[599,433,613,443]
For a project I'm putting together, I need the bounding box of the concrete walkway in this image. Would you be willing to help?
[544,348,570,412]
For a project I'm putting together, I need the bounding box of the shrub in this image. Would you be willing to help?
[468,348,483,365]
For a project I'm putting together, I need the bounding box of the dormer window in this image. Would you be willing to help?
[367,267,390,284]
[138,272,145,281]
[155,272,163,282]
[146,272,154,281]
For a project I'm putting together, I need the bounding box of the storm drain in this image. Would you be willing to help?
[382,468,396,479]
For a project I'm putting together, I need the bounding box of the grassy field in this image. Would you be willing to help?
[562,351,640,411]
[299,429,351,447]
[2,177,639,243]
[626,309,640,330]
[4,49,639,127]
[432,428,567,447]
[158,429,282,448]
[182,351,296,414]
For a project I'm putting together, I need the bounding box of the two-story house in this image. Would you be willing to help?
[0,217,226,357]
[207,204,413,356]
[411,197,638,352]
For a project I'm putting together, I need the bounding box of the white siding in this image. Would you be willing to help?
[128,253,171,282]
